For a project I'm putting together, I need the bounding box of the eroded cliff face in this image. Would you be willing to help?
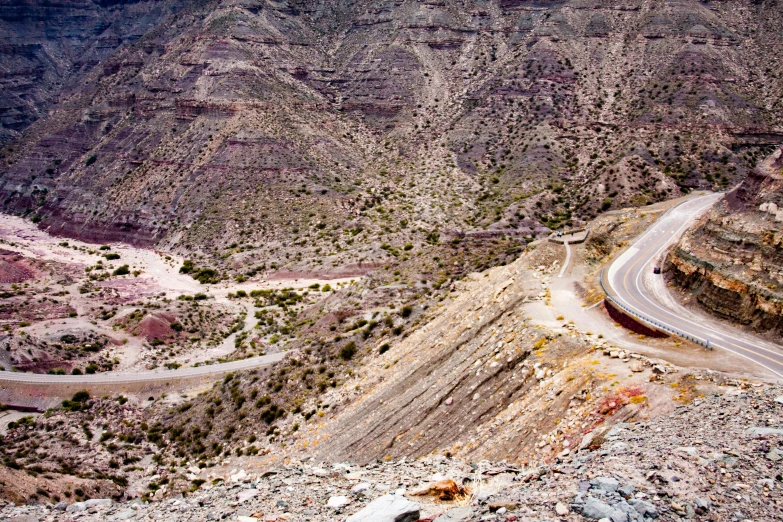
[0,0,184,146]
[1,0,783,271]
[666,150,783,338]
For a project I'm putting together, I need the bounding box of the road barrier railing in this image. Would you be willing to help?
[599,268,712,350]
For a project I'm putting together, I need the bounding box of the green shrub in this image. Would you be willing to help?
[180,260,194,274]
[62,391,90,412]
[339,341,357,360]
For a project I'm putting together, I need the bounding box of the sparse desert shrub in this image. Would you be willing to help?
[339,341,356,360]
[61,391,90,412]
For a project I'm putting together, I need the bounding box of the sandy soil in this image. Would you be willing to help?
[0,215,363,372]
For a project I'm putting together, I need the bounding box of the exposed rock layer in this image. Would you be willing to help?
[666,153,783,337]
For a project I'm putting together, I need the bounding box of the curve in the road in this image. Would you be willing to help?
[605,194,783,378]
[0,352,288,385]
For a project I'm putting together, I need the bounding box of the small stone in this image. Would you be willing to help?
[694,497,711,514]
[580,496,625,521]
[617,484,635,499]
[237,489,259,503]
[53,501,67,511]
[351,482,372,496]
[237,517,258,522]
[628,498,658,518]
[555,502,569,516]
[346,495,420,522]
[434,507,474,522]
[327,496,350,509]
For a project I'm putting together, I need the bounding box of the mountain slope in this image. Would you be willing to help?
[1,0,782,277]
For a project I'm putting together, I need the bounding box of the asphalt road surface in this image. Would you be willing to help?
[606,193,783,378]
[0,352,287,384]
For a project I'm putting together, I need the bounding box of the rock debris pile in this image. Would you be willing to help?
[2,385,780,521]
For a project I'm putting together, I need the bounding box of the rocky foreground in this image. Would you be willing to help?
[2,384,781,522]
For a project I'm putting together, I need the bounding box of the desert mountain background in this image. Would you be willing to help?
[1,1,783,520]
[2,0,782,274]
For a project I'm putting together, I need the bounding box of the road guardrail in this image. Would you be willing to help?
[599,268,712,350]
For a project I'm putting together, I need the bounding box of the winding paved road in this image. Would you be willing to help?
[0,352,287,385]
[605,193,783,378]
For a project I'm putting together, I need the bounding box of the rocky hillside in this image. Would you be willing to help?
[2,382,782,521]
[1,0,783,275]
[1,226,764,509]
[0,0,184,146]
[665,148,783,338]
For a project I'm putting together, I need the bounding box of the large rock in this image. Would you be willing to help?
[66,502,87,513]
[590,476,620,493]
[346,494,420,522]
[628,498,658,518]
[580,496,629,522]
[746,427,783,438]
